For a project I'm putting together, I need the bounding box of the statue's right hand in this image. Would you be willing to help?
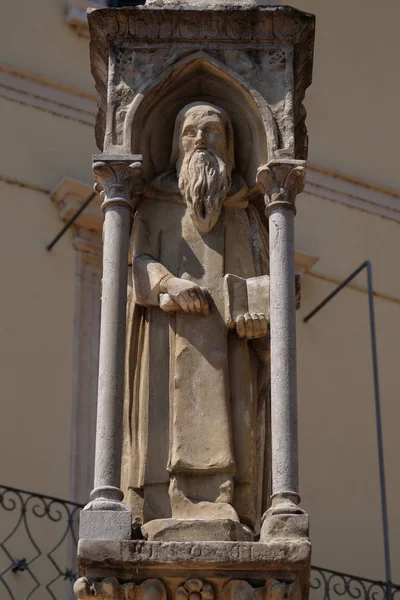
[161,277,209,315]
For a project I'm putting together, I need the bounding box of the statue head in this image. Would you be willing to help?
[170,102,235,233]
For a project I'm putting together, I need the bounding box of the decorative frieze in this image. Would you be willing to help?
[74,577,166,600]
[74,578,302,600]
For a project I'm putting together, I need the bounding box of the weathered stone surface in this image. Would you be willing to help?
[74,576,166,600]
[261,513,309,543]
[88,6,315,162]
[142,519,252,542]
[74,576,306,600]
[78,540,311,573]
[80,509,133,542]
[84,0,314,572]
[146,0,266,7]
[121,101,272,537]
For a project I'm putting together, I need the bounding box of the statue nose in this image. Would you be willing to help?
[195,134,206,149]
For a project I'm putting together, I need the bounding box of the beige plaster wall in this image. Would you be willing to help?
[296,194,400,582]
[0,97,96,191]
[0,181,76,499]
[289,0,400,190]
[0,0,95,501]
[1,0,94,94]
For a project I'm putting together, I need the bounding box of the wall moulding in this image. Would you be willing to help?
[51,178,102,236]
[0,63,96,126]
[305,164,400,223]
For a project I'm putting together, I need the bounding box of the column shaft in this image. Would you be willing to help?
[269,207,298,497]
[94,205,131,493]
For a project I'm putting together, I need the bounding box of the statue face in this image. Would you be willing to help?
[179,107,228,161]
[176,103,232,234]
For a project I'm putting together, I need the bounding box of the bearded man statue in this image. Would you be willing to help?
[122,102,271,541]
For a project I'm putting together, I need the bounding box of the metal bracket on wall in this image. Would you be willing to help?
[303,261,392,599]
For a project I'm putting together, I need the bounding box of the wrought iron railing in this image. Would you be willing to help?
[311,567,400,600]
[0,484,399,600]
[0,485,80,599]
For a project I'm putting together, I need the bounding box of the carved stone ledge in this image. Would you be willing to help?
[77,539,311,577]
[51,178,102,235]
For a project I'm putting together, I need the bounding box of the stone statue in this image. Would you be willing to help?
[122,102,271,539]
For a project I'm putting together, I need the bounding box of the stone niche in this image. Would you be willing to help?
[89,3,314,181]
[76,3,315,599]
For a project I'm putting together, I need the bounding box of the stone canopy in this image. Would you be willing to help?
[88,4,314,170]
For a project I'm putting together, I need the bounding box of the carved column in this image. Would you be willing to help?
[80,155,142,540]
[257,159,307,540]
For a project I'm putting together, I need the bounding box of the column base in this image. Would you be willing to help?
[80,486,132,541]
[260,493,309,543]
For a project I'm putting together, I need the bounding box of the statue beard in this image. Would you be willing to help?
[178,149,231,234]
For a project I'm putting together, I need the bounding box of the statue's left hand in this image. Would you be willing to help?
[236,313,268,340]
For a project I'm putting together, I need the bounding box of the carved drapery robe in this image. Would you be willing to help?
[122,173,270,533]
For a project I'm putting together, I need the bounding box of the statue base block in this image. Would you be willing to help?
[76,539,311,599]
[79,509,132,541]
[142,519,252,542]
[260,513,309,543]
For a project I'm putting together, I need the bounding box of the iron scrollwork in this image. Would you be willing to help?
[0,485,399,600]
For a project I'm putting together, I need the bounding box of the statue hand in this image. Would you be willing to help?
[162,276,209,315]
[236,313,268,340]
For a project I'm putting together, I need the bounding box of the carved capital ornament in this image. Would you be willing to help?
[257,159,306,216]
[93,155,143,213]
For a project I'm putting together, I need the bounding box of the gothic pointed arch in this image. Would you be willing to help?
[123,51,279,186]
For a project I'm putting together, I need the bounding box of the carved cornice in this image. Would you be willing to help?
[51,178,102,235]
[305,164,400,222]
[294,251,319,278]
[88,6,313,44]
[93,155,143,212]
[257,159,306,216]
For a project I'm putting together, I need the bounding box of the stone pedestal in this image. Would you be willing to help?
[75,540,310,600]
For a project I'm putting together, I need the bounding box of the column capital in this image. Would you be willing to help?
[92,154,143,213]
[257,159,306,216]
